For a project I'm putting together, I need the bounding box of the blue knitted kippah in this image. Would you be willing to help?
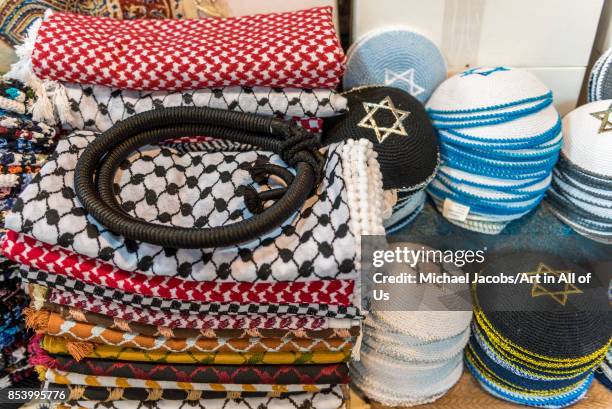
[344,27,446,102]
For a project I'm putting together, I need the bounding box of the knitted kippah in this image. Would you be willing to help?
[546,100,612,242]
[343,27,447,102]
[426,67,560,233]
[561,100,612,178]
[588,48,612,102]
[474,251,611,359]
[427,66,550,113]
[324,86,439,190]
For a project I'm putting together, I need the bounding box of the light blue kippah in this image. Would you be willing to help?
[344,27,447,102]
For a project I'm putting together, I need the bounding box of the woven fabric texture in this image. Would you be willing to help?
[23,7,344,90]
[5,132,360,283]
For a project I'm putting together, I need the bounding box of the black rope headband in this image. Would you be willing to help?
[74,107,325,249]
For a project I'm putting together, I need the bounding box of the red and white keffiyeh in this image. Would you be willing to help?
[28,7,345,91]
[2,231,355,306]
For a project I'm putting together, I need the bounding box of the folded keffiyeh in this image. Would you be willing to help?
[3,131,381,284]
[39,83,346,132]
[53,385,347,408]
[6,232,355,306]
[10,7,345,91]
[31,351,349,385]
[40,335,352,364]
[28,285,358,330]
[38,302,359,340]
[26,310,354,355]
[19,269,360,319]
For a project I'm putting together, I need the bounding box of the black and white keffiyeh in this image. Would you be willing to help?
[40,83,347,131]
[6,132,385,283]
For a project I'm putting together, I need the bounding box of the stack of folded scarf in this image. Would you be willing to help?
[324,86,439,234]
[547,100,612,243]
[467,252,612,408]
[351,243,472,406]
[425,67,562,234]
[1,6,381,409]
[588,48,612,102]
[6,7,347,138]
[0,78,58,390]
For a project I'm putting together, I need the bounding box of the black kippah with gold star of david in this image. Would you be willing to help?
[474,251,611,359]
[323,86,439,190]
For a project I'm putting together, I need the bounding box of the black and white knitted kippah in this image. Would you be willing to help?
[323,86,439,190]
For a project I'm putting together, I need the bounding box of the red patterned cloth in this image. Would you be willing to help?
[42,288,343,330]
[3,230,354,306]
[32,7,345,91]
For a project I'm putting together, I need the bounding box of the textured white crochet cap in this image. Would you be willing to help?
[351,353,463,406]
[435,105,560,141]
[562,99,612,177]
[427,67,550,112]
[371,243,472,340]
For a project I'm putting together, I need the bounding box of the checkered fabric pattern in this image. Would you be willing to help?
[6,133,357,282]
[31,7,345,90]
[59,83,346,133]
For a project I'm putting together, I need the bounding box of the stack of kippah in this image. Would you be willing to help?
[588,48,612,102]
[351,243,472,406]
[324,86,439,233]
[426,67,562,234]
[467,252,612,408]
[343,27,447,103]
[547,100,612,243]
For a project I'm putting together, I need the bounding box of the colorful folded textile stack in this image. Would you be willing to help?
[467,252,612,408]
[344,27,447,103]
[13,126,375,408]
[426,67,562,234]
[0,78,58,390]
[351,243,472,406]
[588,48,612,102]
[2,7,378,408]
[547,100,612,244]
[324,86,439,233]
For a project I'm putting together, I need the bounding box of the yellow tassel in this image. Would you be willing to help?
[23,307,49,332]
[186,390,202,401]
[246,328,261,338]
[336,329,351,338]
[200,328,216,338]
[69,307,86,322]
[107,388,124,401]
[34,365,47,381]
[156,326,174,338]
[68,385,85,401]
[146,388,163,401]
[113,317,131,332]
[30,284,48,310]
[66,341,94,361]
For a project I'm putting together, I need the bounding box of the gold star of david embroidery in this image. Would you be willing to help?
[589,103,612,133]
[357,97,410,144]
[524,263,582,306]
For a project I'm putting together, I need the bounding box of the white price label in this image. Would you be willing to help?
[442,198,470,221]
